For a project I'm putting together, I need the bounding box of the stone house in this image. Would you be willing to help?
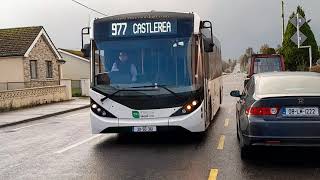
[0,26,64,91]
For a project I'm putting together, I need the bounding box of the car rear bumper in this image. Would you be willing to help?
[242,135,320,147]
[243,119,320,146]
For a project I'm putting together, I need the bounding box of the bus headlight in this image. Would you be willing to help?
[170,97,202,117]
[92,104,98,109]
[91,99,116,118]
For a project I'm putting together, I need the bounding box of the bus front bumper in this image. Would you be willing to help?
[90,106,205,133]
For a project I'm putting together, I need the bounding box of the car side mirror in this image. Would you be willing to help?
[230,90,241,98]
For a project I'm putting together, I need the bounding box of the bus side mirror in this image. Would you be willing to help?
[204,40,214,52]
[201,20,214,53]
[81,44,91,58]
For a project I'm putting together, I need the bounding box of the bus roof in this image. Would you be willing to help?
[95,12,195,23]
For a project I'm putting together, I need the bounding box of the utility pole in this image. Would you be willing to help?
[281,1,285,44]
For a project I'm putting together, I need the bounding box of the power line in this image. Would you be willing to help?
[71,0,108,16]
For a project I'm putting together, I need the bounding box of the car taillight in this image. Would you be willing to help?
[245,107,279,116]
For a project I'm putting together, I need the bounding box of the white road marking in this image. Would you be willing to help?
[55,134,102,154]
[10,122,47,131]
[63,112,88,119]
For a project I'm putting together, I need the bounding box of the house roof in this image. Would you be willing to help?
[59,48,86,58]
[0,26,42,57]
[58,49,90,63]
[0,26,62,59]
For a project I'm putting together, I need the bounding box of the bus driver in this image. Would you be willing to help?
[111,52,137,82]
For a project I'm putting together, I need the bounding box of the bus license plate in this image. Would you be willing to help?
[284,107,319,117]
[133,126,157,132]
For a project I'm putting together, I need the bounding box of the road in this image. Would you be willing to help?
[2,69,320,180]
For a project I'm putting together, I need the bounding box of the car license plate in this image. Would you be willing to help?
[133,126,157,132]
[284,107,319,117]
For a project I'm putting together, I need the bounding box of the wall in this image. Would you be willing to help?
[59,51,90,80]
[0,57,24,82]
[0,85,70,112]
[81,78,90,96]
[60,79,72,100]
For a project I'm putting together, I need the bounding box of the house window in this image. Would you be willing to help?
[46,61,53,78]
[30,60,37,79]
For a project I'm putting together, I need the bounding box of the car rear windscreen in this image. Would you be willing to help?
[257,76,320,95]
[254,57,281,74]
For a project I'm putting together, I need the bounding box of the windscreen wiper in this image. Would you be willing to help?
[129,84,182,99]
[100,88,157,103]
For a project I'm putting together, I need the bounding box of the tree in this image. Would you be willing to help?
[239,54,249,72]
[280,6,320,71]
[239,47,254,72]
[245,47,254,56]
[260,44,276,54]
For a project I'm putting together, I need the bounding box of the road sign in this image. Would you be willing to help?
[290,15,306,28]
[291,32,307,46]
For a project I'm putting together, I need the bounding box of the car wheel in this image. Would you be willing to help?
[220,89,223,105]
[240,145,251,160]
[236,123,240,141]
[236,113,240,141]
[239,133,251,160]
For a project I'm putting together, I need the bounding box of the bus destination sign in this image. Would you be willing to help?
[109,20,177,37]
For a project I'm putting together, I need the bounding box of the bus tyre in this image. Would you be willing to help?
[192,131,206,140]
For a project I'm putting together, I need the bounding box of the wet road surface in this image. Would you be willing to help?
[1,69,320,180]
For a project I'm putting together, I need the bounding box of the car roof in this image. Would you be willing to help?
[253,71,320,79]
[253,72,320,99]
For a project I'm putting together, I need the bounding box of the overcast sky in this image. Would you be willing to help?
[1,0,319,59]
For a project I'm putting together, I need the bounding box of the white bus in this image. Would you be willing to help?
[89,12,223,134]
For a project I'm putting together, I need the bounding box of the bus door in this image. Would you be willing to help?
[197,36,210,126]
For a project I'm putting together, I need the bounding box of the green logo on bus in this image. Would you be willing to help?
[132,111,140,118]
